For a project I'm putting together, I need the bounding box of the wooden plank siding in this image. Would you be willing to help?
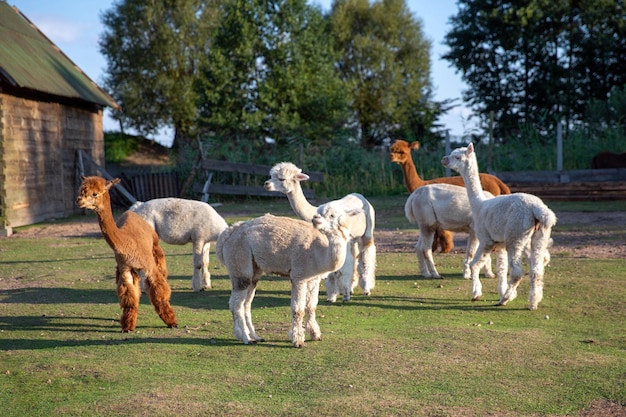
[1,93,104,229]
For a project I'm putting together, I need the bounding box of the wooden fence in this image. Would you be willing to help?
[493,167,626,201]
[193,159,323,202]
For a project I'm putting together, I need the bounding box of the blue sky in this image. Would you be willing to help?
[9,0,471,146]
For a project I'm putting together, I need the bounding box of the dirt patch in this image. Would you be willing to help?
[377,210,626,259]
[9,210,626,259]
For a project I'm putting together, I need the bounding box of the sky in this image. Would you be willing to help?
[8,0,472,147]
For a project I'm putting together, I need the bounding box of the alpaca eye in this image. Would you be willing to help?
[92,192,98,197]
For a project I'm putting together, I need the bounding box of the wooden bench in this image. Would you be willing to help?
[193,159,323,201]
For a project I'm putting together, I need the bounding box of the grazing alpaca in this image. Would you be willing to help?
[216,207,360,347]
[264,162,376,302]
[130,198,228,291]
[76,176,178,331]
[389,139,512,254]
[591,151,626,169]
[442,144,557,310]
[405,183,495,280]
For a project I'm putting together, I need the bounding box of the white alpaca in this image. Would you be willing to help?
[130,198,228,291]
[442,144,557,310]
[215,207,360,347]
[404,183,496,280]
[264,162,376,302]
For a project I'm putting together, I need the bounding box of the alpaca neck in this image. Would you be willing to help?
[285,184,318,221]
[400,158,425,192]
[94,195,125,251]
[326,231,349,271]
[460,155,489,211]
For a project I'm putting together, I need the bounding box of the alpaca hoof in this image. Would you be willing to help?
[471,296,481,302]
[363,291,370,296]
[528,305,538,311]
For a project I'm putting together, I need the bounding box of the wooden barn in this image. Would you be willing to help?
[0,3,118,236]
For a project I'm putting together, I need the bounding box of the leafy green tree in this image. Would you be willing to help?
[99,0,217,150]
[197,0,351,153]
[443,0,626,141]
[328,0,434,148]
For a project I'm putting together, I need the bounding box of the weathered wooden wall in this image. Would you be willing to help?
[0,93,104,230]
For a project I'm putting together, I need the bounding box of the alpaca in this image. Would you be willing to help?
[442,144,557,310]
[591,151,626,169]
[264,162,376,302]
[130,198,228,291]
[76,176,178,331]
[216,207,360,347]
[404,183,495,280]
[390,139,512,255]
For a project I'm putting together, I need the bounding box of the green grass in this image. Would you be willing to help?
[1,196,625,416]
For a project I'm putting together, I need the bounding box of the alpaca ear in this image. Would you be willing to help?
[296,173,310,182]
[467,143,474,155]
[106,178,121,190]
[409,141,420,151]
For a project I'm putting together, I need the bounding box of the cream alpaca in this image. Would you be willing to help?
[216,207,360,347]
[264,162,376,302]
[404,183,495,280]
[130,198,228,291]
[442,144,557,310]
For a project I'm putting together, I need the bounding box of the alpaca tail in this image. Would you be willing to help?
[215,222,242,265]
[404,193,418,224]
[532,204,557,231]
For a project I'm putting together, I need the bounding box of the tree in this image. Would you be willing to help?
[99,0,217,150]
[196,0,351,152]
[443,0,626,141]
[328,0,434,148]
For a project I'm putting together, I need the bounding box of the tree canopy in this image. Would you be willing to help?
[443,0,626,141]
[99,0,439,151]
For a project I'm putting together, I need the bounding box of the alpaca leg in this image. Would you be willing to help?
[192,241,211,292]
[465,232,495,279]
[358,239,376,295]
[494,247,509,299]
[243,280,263,342]
[528,227,552,310]
[324,272,340,303]
[289,280,308,348]
[229,285,249,343]
[305,277,322,341]
[469,243,493,301]
[144,269,178,328]
[497,244,526,306]
[438,228,455,253]
[337,249,356,302]
[349,240,360,294]
[116,267,140,332]
[417,230,441,278]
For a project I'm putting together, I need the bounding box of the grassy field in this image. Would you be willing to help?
[1,196,625,417]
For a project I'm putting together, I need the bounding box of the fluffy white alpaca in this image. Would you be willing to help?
[264,162,376,302]
[130,198,228,291]
[404,183,496,280]
[215,207,361,347]
[442,143,557,310]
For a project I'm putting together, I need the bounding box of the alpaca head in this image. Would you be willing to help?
[312,204,363,241]
[76,176,120,212]
[389,139,420,164]
[264,162,310,194]
[441,143,475,174]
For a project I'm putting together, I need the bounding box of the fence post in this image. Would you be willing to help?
[556,121,563,172]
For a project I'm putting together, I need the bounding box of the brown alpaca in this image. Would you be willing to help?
[76,176,178,332]
[389,139,511,253]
